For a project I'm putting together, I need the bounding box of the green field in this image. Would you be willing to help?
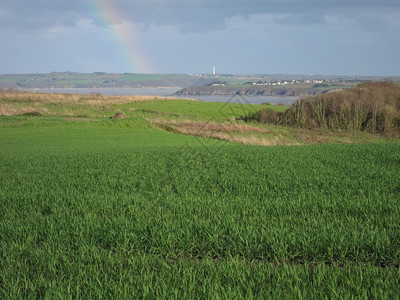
[1,92,400,298]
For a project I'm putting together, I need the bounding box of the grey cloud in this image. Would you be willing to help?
[1,0,399,33]
[352,14,390,31]
[275,13,326,25]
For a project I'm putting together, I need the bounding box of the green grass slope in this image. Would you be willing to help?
[0,124,208,153]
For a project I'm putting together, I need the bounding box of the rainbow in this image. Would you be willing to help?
[88,0,154,73]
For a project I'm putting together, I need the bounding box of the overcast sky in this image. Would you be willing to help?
[1,0,399,75]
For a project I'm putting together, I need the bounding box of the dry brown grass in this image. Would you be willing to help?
[153,118,381,146]
[154,119,267,133]
[0,103,49,116]
[156,119,270,134]
[0,89,178,117]
[153,119,298,146]
[0,89,175,107]
[291,127,385,144]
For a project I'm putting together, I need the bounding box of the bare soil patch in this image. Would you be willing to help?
[110,112,126,119]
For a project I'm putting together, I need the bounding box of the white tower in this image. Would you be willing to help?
[212,66,216,76]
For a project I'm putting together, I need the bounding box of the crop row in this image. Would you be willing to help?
[1,141,400,297]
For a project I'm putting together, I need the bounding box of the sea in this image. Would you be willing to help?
[24,88,298,105]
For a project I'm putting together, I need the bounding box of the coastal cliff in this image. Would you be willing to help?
[175,85,329,97]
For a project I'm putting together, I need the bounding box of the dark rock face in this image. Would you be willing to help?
[175,86,322,97]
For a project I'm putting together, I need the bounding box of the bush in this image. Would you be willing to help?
[251,81,400,134]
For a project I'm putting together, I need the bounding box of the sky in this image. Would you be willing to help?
[0,0,399,76]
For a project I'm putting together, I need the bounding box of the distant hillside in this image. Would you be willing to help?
[0,73,216,89]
